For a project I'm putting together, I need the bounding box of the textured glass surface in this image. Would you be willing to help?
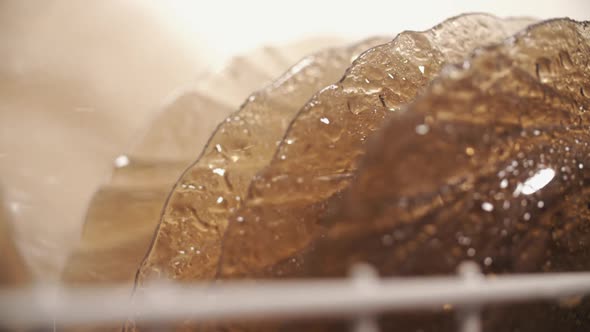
[134,38,388,285]
[60,43,332,284]
[59,38,350,283]
[218,14,534,278]
[301,19,590,332]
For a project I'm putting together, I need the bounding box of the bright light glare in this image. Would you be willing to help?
[514,168,556,196]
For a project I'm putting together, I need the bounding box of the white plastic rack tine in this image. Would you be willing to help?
[456,262,483,332]
[1,261,590,331]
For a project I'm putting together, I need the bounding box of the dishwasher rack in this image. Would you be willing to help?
[1,262,589,332]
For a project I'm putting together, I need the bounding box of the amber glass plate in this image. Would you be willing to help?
[300,18,590,332]
[133,37,389,285]
[60,40,350,284]
[127,13,540,332]
[217,13,534,278]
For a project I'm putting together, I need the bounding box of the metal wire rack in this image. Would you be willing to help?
[1,262,590,332]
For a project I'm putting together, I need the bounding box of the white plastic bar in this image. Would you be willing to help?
[458,308,482,332]
[457,262,483,332]
[353,316,380,332]
[1,270,590,329]
[350,264,380,332]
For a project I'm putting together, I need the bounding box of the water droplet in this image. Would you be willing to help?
[523,212,531,221]
[114,155,130,168]
[537,201,545,208]
[236,216,244,223]
[418,65,425,74]
[347,97,373,114]
[415,124,429,135]
[320,117,330,125]
[513,168,555,196]
[216,196,224,204]
[458,235,472,246]
[212,168,226,176]
[535,57,552,83]
[215,144,222,152]
[481,202,494,212]
[500,179,508,189]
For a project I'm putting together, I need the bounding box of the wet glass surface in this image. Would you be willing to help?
[127,14,589,332]
[301,18,590,332]
[60,43,334,284]
[218,14,534,278]
[133,38,388,285]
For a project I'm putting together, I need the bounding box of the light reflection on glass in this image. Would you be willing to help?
[114,155,130,168]
[212,168,226,176]
[514,168,556,196]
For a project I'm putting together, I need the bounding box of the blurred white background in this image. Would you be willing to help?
[145,0,590,69]
[0,0,588,279]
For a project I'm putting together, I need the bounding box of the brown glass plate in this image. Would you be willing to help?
[134,37,389,286]
[218,13,535,278]
[60,43,339,284]
[303,18,590,332]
